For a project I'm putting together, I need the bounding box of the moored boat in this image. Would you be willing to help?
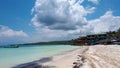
[4,45,19,48]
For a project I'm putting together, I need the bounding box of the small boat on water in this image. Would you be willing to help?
[4,45,19,48]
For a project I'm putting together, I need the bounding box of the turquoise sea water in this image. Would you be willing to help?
[0,45,79,68]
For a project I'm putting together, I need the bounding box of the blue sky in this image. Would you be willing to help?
[0,0,120,45]
[0,0,35,34]
[85,0,120,20]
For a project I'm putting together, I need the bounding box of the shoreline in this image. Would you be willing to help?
[13,45,120,68]
[13,47,82,68]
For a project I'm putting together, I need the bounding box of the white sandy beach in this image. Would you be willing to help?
[15,45,120,68]
[41,45,120,68]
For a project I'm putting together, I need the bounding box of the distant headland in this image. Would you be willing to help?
[18,28,120,46]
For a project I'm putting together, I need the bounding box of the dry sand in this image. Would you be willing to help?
[42,45,120,68]
[14,45,120,68]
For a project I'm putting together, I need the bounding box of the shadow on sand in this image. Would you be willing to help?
[12,57,56,68]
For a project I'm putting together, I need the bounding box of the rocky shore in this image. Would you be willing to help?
[13,45,120,68]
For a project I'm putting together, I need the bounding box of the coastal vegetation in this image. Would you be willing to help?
[22,28,120,46]
[20,40,71,45]
[71,28,120,45]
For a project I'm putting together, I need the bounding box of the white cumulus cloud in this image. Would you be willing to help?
[0,25,29,45]
[88,11,120,33]
[31,0,95,30]
[30,0,97,41]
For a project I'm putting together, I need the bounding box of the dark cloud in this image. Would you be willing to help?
[49,23,77,30]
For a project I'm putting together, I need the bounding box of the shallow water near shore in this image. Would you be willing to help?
[0,45,79,68]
